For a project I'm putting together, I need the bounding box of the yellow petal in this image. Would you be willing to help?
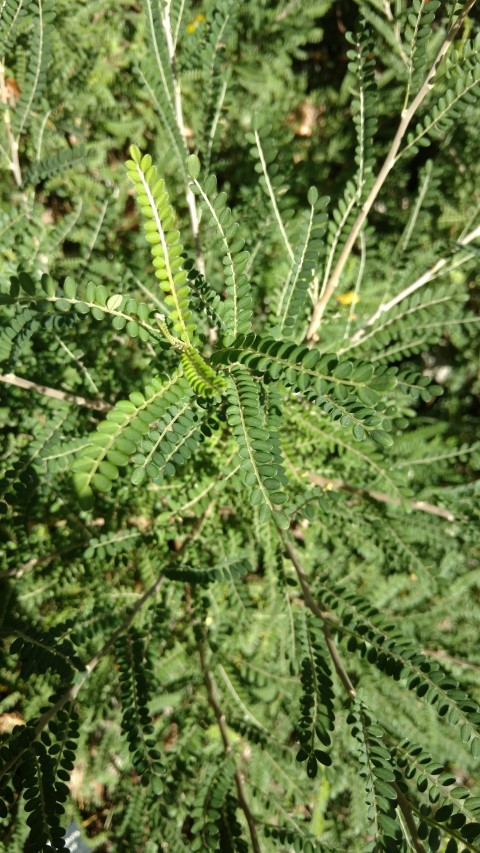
[337,290,360,306]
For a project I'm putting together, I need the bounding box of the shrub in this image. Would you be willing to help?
[1,1,480,850]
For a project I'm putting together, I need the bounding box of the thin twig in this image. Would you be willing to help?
[305,472,455,522]
[283,537,357,701]
[0,541,89,580]
[79,197,110,275]
[197,640,262,853]
[254,129,294,262]
[382,0,409,66]
[305,0,477,340]
[0,372,111,411]
[276,0,302,22]
[393,783,427,853]
[350,222,480,344]
[217,663,269,733]
[54,336,101,395]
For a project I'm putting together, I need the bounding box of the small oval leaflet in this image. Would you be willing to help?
[187,154,201,180]
[106,294,123,311]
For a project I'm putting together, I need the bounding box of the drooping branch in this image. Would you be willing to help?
[282,537,432,853]
[0,572,165,786]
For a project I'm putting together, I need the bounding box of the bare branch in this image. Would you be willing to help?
[0,372,111,411]
[305,472,455,522]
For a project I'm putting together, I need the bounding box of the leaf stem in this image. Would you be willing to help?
[393,783,427,853]
[254,129,294,262]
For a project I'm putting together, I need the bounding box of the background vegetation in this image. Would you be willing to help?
[0,1,480,851]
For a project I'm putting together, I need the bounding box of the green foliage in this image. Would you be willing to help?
[273,187,329,338]
[188,159,253,344]
[226,365,290,528]
[115,629,165,790]
[348,702,402,851]
[126,145,195,344]
[213,332,401,444]
[1,1,480,851]
[10,0,55,138]
[295,614,335,778]
[72,371,189,506]
[22,146,87,187]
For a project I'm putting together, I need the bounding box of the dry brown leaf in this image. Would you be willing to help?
[0,711,25,733]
